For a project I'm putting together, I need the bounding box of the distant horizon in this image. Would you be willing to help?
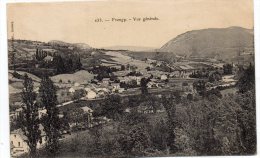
[8,25,253,49]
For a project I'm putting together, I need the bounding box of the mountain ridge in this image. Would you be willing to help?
[48,40,91,49]
[159,26,254,60]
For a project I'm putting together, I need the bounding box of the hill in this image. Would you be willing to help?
[48,40,91,49]
[159,26,254,60]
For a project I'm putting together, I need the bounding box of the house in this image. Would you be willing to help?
[10,103,23,121]
[81,106,94,127]
[34,87,39,93]
[137,105,154,114]
[102,78,110,85]
[10,129,29,156]
[130,76,142,85]
[74,82,80,87]
[112,71,129,77]
[38,109,47,119]
[182,83,194,93]
[10,112,16,122]
[125,108,131,113]
[111,83,121,92]
[160,74,168,81]
[222,75,236,83]
[81,106,93,113]
[84,87,92,92]
[43,55,53,62]
[86,90,97,99]
[117,77,127,83]
[69,87,75,93]
[147,81,159,88]
[14,107,23,119]
[117,88,125,93]
[68,46,74,50]
[91,51,96,56]
[92,116,111,126]
[10,125,46,157]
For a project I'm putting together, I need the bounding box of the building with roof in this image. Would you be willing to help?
[10,129,29,156]
[102,78,111,86]
[69,87,76,93]
[81,106,94,128]
[10,125,46,157]
[160,74,168,81]
[86,90,97,99]
[43,55,53,62]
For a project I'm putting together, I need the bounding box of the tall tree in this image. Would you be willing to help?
[140,78,149,94]
[20,74,41,158]
[237,63,255,93]
[39,75,61,156]
[161,95,177,152]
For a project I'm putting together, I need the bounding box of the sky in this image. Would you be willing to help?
[7,0,254,48]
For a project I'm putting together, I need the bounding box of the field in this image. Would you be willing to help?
[51,70,94,84]
[104,51,150,70]
[220,87,237,96]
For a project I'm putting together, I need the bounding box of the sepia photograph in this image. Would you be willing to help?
[6,0,256,157]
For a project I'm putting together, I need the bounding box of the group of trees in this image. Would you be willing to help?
[189,69,210,79]
[87,63,255,156]
[120,80,139,89]
[91,66,117,81]
[35,49,47,61]
[208,71,222,83]
[223,63,233,75]
[189,63,234,82]
[34,52,82,75]
[237,63,255,93]
[176,89,255,155]
[20,74,62,157]
[53,54,82,74]
[17,63,255,157]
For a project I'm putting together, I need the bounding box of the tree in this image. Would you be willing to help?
[60,112,70,132]
[150,119,168,150]
[118,112,151,156]
[187,93,193,101]
[223,64,233,75]
[237,63,255,93]
[161,95,177,152]
[145,94,160,113]
[39,75,61,156]
[140,78,149,94]
[20,74,41,158]
[67,108,85,127]
[235,90,256,154]
[193,80,206,97]
[209,72,222,83]
[10,112,23,131]
[53,55,65,73]
[100,95,125,120]
[89,124,104,154]
[121,65,126,71]
[206,88,222,99]
[72,89,86,101]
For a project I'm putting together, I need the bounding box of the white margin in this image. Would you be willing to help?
[0,0,260,158]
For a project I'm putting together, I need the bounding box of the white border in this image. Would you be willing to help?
[0,0,260,158]
[0,0,10,158]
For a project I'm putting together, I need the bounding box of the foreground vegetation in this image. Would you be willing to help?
[16,63,255,157]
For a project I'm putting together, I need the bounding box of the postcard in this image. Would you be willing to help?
[7,0,255,157]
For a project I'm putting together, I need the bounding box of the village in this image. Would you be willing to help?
[8,41,242,157]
